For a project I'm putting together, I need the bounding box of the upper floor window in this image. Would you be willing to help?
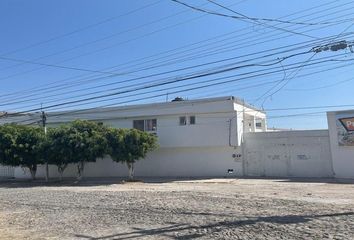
[133,119,157,132]
[133,120,144,131]
[145,119,157,131]
[179,115,196,125]
[189,116,196,125]
[255,119,263,128]
[179,116,187,126]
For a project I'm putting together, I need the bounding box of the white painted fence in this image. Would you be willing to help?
[243,130,334,178]
[0,166,14,179]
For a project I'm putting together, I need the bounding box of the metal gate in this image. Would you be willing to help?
[243,131,333,178]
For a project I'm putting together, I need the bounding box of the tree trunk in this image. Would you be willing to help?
[127,162,135,181]
[58,164,67,182]
[77,161,85,181]
[45,162,49,182]
[59,170,63,181]
[29,165,37,180]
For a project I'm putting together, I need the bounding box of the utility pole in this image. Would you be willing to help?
[41,109,49,182]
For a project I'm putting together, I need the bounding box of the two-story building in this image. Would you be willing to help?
[1,96,267,179]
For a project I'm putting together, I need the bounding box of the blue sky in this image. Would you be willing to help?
[0,0,353,129]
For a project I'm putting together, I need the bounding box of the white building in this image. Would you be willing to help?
[1,96,267,179]
[2,97,354,179]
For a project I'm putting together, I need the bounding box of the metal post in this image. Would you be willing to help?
[41,110,49,182]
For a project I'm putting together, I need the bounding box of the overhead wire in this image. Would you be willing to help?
[0,0,354,124]
[2,31,353,108]
[0,0,350,103]
[5,52,354,116]
[0,0,349,94]
[172,0,318,38]
[0,0,163,57]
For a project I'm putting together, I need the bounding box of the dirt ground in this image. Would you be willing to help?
[0,178,353,240]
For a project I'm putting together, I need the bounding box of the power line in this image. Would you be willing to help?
[0,0,352,116]
[2,32,351,107]
[3,47,354,114]
[0,0,163,57]
[31,58,353,116]
[0,0,348,88]
[0,0,348,101]
[186,60,354,99]
[172,0,318,38]
[285,75,354,91]
[198,0,354,26]
[0,47,326,109]
[7,53,354,117]
[0,56,123,75]
[254,25,354,104]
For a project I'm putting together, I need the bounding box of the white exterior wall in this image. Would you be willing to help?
[6,96,348,180]
[0,165,14,178]
[104,112,237,148]
[243,130,333,178]
[11,97,262,179]
[327,111,354,178]
[14,146,243,178]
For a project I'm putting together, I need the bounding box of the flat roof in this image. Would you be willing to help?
[46,96,263,115]
[327,109,354,115]
[0,96,264,124]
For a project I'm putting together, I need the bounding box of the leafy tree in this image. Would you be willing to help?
[14,125,46,180]
[45,126,75,181]
[0,125,45,180]
[106,128,158,180]
[63,120,108,181]
[0,124,17,167]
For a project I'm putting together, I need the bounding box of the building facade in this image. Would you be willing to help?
[3,97,353,179]
[4,96,267,179]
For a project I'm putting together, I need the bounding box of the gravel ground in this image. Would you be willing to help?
[0,178,353,239]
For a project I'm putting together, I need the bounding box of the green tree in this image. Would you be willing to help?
[0,125,45,180]
[64,120,108,181]
[0,124,17,167]
[14,125,45,180]
[106,128,158,180]
[45,126,74,181]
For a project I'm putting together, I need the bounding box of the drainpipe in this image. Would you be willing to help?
[242,99,246,177]
[228,114,238,147]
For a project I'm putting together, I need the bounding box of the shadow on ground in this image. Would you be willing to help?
[74,212,354,240]
[0,176,353,188]
[0,176,234,188]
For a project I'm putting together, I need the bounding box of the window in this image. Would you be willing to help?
[133,119,157,132]
[179,116,186,125]
[145,119,157,131]
[189,116,196,125]
[133,120,144,131]
[179,116,196,125]
[255,119,262,128]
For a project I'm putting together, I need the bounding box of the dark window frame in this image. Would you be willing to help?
[179,116,187,126]
[133,119,157,132]
[189,116,196,125]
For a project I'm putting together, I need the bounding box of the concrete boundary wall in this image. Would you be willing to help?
[0,166,14,179]
[13,146,243,179]
[243,130,334,178]
[327,111,354,178]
